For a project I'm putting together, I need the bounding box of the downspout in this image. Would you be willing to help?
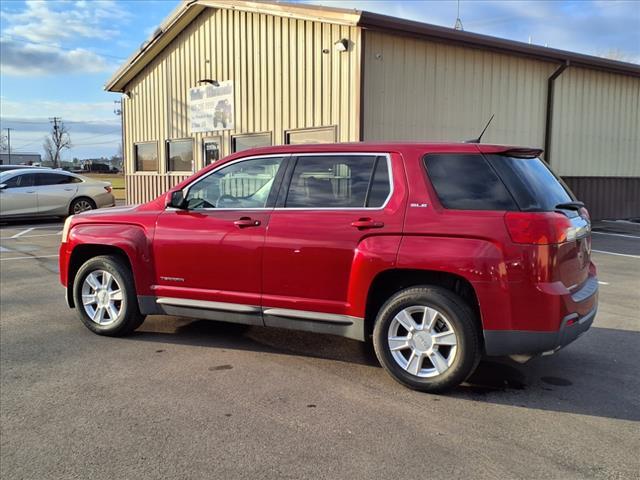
[543,60,569,165]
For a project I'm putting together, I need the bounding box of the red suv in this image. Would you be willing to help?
[59,143,597,392]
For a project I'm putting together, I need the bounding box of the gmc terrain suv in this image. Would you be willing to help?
[59,143,597,392]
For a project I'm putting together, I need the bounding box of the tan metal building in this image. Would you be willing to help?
[106,0,640,219]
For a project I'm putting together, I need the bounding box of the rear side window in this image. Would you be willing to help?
[424,154,517,210]
[36,173,75,186]
[285,155,389,208]
[486,155,573,211]
[3,173,35,188]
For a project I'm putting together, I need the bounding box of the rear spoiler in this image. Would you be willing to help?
[497,148,543,159]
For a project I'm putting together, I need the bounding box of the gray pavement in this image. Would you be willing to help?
[1,218,639,479]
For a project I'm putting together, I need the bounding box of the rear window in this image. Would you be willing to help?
[424,154,517,210]
[486,155,573,211]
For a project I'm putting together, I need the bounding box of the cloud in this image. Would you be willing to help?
[0,0,127,43]
[0,98,120,123]
[0,0,130,75]
[0,38,114,75]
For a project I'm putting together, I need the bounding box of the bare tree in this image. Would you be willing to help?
[43,118,72,168]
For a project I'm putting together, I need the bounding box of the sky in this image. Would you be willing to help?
[0,0,638,161]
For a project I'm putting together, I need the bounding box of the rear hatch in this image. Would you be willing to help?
[483,150,592,291]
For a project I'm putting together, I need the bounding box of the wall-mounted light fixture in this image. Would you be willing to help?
[198,79,220,87]
[334,38,349,52]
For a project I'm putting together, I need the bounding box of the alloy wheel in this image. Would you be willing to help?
[81,270,124,326]
[387,305,458,378]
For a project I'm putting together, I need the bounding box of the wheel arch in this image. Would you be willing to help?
[364,268,483,343]
[66,245,133,308]
[69,196,97,215]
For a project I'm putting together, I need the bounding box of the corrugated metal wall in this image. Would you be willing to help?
[551,67,640,177]
[563,177,640,220]
[123,7,361,203]
[362,30,555,147]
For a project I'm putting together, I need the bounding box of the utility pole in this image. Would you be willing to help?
[49,117,61,167]
[5,128,13,164]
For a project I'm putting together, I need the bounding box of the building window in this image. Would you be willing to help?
[203,138,221,167]
[231,132,271,153]
[284,155,390,208]
[285,126,337,145]
[167,139,194,172]
[134,142,158,172]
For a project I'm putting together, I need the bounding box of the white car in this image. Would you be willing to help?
[0,168,116,219]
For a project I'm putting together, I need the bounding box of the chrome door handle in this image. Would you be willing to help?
[234,217,261,228]
[64,188,74,191]
[351,218,384,229]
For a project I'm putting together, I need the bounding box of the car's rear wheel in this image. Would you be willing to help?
[70,197,96,215]
[73,255,145,336]
[373,286,481,392]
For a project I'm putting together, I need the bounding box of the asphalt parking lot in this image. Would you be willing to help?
[1,217,638,479]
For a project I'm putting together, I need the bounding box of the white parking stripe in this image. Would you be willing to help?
[10,227,36,239]
[592,250,640,259]
[0,254,59,261]
[598,281,610,286]
[0,232,62,240]
[592,231,640,240]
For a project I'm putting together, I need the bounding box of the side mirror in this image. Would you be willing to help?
[166,189,186,209]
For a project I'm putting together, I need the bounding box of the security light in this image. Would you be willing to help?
[334,39,349,52]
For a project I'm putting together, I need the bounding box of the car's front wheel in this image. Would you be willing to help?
[73,255,145,336]
[373,286,481,392]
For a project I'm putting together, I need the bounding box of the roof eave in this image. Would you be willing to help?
[358,11,640,78]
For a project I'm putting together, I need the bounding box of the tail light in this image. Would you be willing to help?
[104,185,112,193]
[504,212,573,245]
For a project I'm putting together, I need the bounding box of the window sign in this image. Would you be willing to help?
[203,139,221,167]
[188,80,234,133]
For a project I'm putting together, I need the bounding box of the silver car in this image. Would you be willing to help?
[0,169,115,219]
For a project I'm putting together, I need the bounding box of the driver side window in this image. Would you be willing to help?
[184,156,283,209]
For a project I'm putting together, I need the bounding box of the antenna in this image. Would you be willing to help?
[454,0,464,30]
[465,114,495,143]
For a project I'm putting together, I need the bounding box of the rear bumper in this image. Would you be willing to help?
[483,306,596,356]
[483,274,598,356]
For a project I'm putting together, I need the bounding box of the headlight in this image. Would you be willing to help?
[61,215,74,243]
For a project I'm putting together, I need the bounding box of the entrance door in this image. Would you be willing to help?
[152,155,286,319]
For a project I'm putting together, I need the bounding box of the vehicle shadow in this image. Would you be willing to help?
[132,318,640,422]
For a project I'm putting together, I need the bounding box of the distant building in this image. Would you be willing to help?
[106,0,639,219]
[0,152,42,165]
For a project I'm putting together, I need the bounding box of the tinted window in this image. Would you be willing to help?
[185,157,282,209]
[366,157,391,207]
[167,140,194,172]
[135,143,158,172]
[285,127,336,145]
[36,173,75,186]
[232,133,271,153]
[486,156,573,211]
[3,173,35,188]
[424,154,517,210]
[285,155,377,208]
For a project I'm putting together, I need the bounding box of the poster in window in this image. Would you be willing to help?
[188,81,234,133]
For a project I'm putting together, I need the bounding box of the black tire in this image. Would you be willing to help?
[372,286,481,393]
[69,197,96,215]
[73,255,145,336]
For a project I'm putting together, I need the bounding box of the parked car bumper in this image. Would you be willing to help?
[483,274,598,356]
[94,192,116,209]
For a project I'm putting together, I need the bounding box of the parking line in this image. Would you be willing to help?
[0,232,62,240]
[10,227,36,239]
[0,254,59,261]
[592,250,640,259]
[592,231,640,240]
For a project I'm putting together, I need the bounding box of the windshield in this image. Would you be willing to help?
[486,155,574,212]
